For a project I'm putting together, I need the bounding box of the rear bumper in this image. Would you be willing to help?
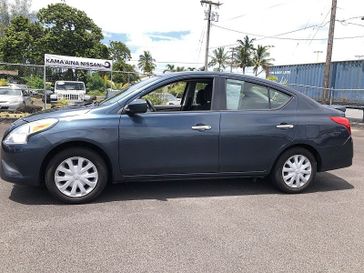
[318,136,353,172]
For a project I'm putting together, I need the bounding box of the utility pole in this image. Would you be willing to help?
[201,0,222,71]
[230,47,235,72]
[322,0,337,104]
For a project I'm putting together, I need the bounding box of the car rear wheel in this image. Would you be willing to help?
[45,148,108,204]
[271,147,317,193]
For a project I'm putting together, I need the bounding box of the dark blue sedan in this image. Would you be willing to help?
[1,72,353,203]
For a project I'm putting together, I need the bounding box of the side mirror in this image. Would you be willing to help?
[125,99,148,114]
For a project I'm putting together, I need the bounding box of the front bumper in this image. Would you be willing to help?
[0,102,22,111]
[1,134,51,186]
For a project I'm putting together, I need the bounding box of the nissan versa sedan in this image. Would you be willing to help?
[1,72,353,203]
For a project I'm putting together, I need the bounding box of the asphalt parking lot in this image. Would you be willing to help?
[0,121,363,273]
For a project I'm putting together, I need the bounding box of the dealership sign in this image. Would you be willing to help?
[44,54,113,71]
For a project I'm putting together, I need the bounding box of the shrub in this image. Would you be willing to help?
[0,78,8,86]
[87,73,105,92]
[24,75,44,89]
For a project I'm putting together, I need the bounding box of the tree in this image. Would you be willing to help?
[109,41,131,62]
[86,73,105,92]
[138,51,156,75]
[235,35,255,74]
[175,66,185,72]
[252,45,274,76]
[10,0,34,19]
[0,16,44,63]
[208,47,229,71]
[37,3,105,58]
[163,64,175,73]
[0,0,34,35]
[112,61,139,84]
[109,41,137,84]
[0,0,10,36]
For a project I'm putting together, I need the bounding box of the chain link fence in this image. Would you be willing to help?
[287,83,364,106]
[0,61,147,114]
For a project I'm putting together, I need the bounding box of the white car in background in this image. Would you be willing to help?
[50,81,90,103]
[155,92,181,106]
[0,86,31,111]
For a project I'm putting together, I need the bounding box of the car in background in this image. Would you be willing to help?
[156,92,181,106]
[0,85,31,111]
[41,89,54,103]
[0,72,353,203]
[50,81,90,104]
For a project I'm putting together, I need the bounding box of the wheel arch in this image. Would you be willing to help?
[40,141,113,185]
[270,144,322,173]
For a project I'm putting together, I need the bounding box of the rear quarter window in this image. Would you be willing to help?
[270,88,291,109]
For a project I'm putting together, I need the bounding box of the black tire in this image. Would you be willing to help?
[271,147,317,193]
[45,147,108,204]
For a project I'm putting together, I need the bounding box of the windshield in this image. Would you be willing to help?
[56,82,85,91]
[0,88,22,96]
[100,77,160,106]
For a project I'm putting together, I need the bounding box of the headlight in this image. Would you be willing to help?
[3,118,58,145]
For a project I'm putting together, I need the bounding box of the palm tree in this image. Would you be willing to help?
[235,35,256,74]
[138,51,156,75]
[252,45,274,76]
[208,47,229,71]
[175,66,186,72]
[163,64,175,73]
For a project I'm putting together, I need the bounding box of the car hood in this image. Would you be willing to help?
[22,106,92,123]
[0,95,21,102]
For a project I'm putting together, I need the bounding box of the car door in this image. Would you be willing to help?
[118,77,220,177]
[219,78,297,174]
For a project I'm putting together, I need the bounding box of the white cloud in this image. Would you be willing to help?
[30,0,364,74]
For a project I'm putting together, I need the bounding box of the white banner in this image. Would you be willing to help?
[44,54,113,71]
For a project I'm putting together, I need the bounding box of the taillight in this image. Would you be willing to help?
[330,116,351,134]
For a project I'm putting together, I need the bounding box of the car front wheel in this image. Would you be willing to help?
[271,147,317,193]
[45,148,108,203]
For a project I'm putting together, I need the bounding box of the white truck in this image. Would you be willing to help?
[50,81,90,104]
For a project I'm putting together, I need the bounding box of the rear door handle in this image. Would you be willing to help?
[276,124,294,129]
[192,124,212,131]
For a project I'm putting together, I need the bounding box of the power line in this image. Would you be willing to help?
[222,1,288,23]
[211,23,364,41]
[308,9,331,45]
[197,28,206,62]
[128,60,203,65]
[338,21,364,28]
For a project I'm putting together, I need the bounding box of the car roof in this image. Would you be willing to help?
[0,85,21,90]
[158,71,291,91]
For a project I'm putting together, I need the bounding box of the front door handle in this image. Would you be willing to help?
[192,124,212,131]
[276,124,294,129]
